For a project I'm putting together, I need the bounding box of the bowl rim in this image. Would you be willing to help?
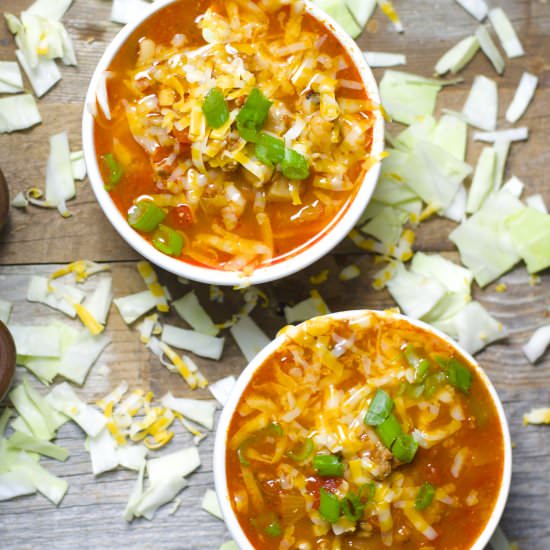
[82,0,385,286]
[213,309,513,550]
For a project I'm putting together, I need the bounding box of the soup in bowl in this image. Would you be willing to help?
[214,310,511,549]
[83,0,384,285]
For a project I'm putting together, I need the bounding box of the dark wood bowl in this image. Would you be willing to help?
[0,321,16,402]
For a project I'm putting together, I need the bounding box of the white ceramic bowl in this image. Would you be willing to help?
[82,0,384,286]
[214,310,512,550]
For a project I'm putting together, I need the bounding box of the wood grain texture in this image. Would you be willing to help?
[0,0,549,548]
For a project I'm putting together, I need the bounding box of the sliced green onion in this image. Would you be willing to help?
[128,201,166,232]
[202,87,229,129]
[152,224,184,256]
[313,453,345,477]
[423,371,446,398]
[236,87,272,142]
[102,153,123,191]
[319,488,340,523]
[280,147,310,180]
[438,357,472,393]
[404,345,430,382]
[264,520,282,537]
[365,389,393,426]
[415,482,435,510]
[287,438,314,462]
[406,383,425,400]
[375,413,402,449]
[255,132,285,167]
[341,492,365,522]
[391,433,419,463]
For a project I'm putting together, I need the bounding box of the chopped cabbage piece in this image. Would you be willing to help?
[0,408,11,436]
[48,382,106,437]
[27,0,73,20]
[124,462,145,521]
[284,290,331,324]
[117,444,147,471]
[475,25,505,74]
[93,71,112,120]
[466,146,496,213]
[229,315,270,362]
[506,72,538,123]
[202,488,223,520]
[501,176,525,198]
[87,428,119,476]
[313,0,362,39]
[134,476,187,520]
[523,408,550,426]
[0,299,13,324]
[379,71,442,125]
[146,446,200,485]
[394,116,436,152]
[339,264,361,281]
[488,8,524,58]
[20,321,79,384]
[525,194,547,214]
[84,276,113,326]
[15,48,61,98]
[45,131,76,214]
[0,94,42,133]
[27,275,85,318]
[7,432,69,461]
[473,128,528,143]
[11,192,29,208]
[137,313,160,344]
[522,325,550,364]
[9,382,58,440]
[403,141,472,210]
[441,184,467,223]
[11,452,68,505]
[111,0,154,25]
[70,150,87,180]
[114,290,157,324]
[0,470,36,501]
[161,324,224,360]
[431,115,468,161]
[0,61,23,93]
[454,0,488,21]
[360,206,408,247]
[346,0,376,27]
[462,75,498,131]
[220,543,239,550]
[452,301,504,354]
[172,290,219,336]
[450,190,524,286]
[505,207,550,274]
[54,329,111,385]
[8,324,61,357]
[161,393,217,430]
[387,262,447,320]
[364,52,406,68]
[434,36,479,75]
[208,376,236,406]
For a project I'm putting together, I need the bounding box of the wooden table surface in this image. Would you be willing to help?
[0,0,549,548]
